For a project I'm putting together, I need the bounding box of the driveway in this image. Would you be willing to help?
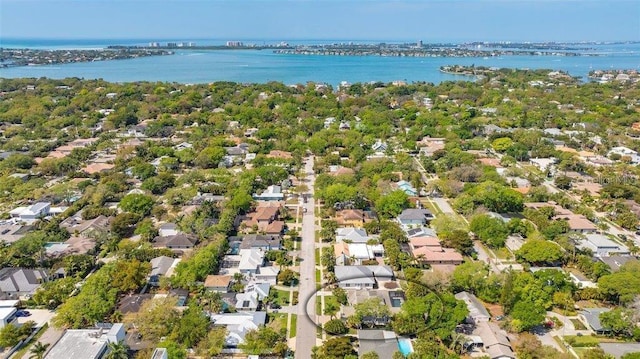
[15,309,55,328]
[432,197,455,215]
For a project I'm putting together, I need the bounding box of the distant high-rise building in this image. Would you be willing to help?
[167,42,178,48]
[149,42,160,47]
[226,41,244,47]
[417,40,423,48]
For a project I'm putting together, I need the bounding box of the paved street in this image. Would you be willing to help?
[295,156,318,359]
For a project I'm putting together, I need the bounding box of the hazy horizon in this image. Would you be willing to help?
[2,0,639,43]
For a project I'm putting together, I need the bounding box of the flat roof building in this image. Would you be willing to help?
[45,323,125,359]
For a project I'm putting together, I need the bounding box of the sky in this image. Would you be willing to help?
[1,0,639,43]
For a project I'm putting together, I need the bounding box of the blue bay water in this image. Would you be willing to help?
[1,39,639,85]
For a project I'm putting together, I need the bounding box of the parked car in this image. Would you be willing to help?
[15,310,31,317]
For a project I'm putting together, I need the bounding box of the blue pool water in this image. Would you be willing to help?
[398,338,414,356]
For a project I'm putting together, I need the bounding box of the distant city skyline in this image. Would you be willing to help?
[1,0,639,43]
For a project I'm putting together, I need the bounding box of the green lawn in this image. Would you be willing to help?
[315,248,320,264]
[564,335,600,347]
[315,269,321,283]
[316,295,340,315]
[570,319,587,330]
[267,312,288,332]
[271,288,292,305]
[494,247,513,260]
[289,314,297,338]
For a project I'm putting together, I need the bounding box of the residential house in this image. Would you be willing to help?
[60,214,110,236]
[598,255,638,272]
[329,166,355,177]
[568,271,597,289]
[238,248,265,274]
[409,235,441,250]
[253,266,280,285]
[580,308,611,335]
[0,268,48,300]
[609,146,640,164]
[152,234,197,250]
[117,294,154,314]
[252,185,284,201]
[241,205,284,235]
[555,214,598,233]
[357,330,401,359]
[235,282,270,311]
[44,323,125,359]
[82,163,114,175]
[0,307,17,328]
[336,227,369,243]
[396,180,418,197]
[529,158,557,172]
[397,208,434,227]
[266,150,293,160]
[335,209,369,227]
[9,202,51,224]
[334,265,394,289]
[204,275,232,293]
[473,321,515,359]
[209,312,266,348]
[455,291,491,324]
[417,137,446,156]
[334,242,384,265]
[237,234,282,251]
[404,226,437,238]
[148,256,179,286]
[411,246,463,265]
[372,140,388,153]
[577,234,630,257]
[173,142,193,151]
[158,223,179,237]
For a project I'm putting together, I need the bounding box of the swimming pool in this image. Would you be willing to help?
[397,338,414,356]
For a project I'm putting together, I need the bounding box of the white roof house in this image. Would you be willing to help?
[0,307,16,328]
[45,323,125,359]
[9,202,51,224]
[334,265,394,289]
[238,248,265,274]
[336,228,369,243]
[209,312,267,348]
[577,234,629,257]
[252,185,284,201]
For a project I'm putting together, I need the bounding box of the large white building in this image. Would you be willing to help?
[45,323,125,359]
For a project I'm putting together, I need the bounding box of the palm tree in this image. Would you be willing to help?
[29,342,50,359]
[104,340,129,359]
